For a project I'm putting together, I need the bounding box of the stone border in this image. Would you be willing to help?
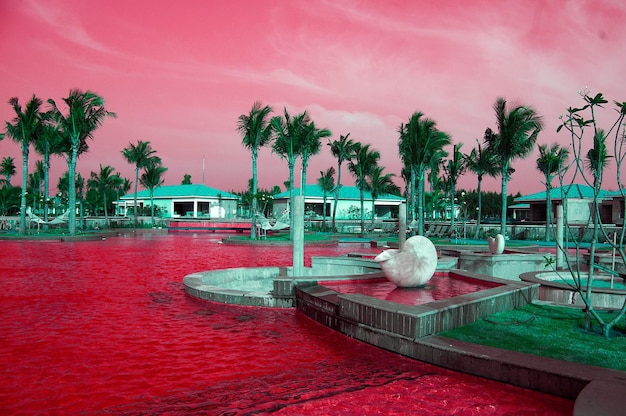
[520,270,626,309]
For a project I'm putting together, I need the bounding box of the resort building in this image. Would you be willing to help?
[514,184,613,224]
[115,184,239,219]
[271,184,405,221]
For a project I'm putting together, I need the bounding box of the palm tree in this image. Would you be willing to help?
[465,138,499,238]
[48,89,116,235]
[33,117,64,222]
[348,143,380,236]
[366,165,398,228]
[88,164,121,227]
[2,95,45,234]
[181,174,192,184]
[317,167,335,229]
[122,140,160,227]
[328,133,356,231]
[536,143,569,241]
[442,143,466,230]
[300,121,331,194]
[271,108,309,236]
[139,162,168,228]
[485,97,543,235]
[0,186,20,215]
[398,112,451,235]
[0,156,16,187]
[236,101,273,239]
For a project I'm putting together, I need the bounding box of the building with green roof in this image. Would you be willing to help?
[514,184,613,224]
[272,184,405,222]
[116,184,239,219]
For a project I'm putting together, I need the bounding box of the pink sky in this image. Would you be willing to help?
[1,0,626,196]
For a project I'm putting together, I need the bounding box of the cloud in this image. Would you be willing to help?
[23,0,112,54]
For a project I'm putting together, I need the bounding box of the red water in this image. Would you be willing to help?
[0,233,573,415]
[320,274,500,306]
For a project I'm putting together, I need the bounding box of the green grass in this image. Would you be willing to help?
[439,303,626,371]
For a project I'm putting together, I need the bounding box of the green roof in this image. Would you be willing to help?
[120,184,238,200]
[515,184,610,202]
[274,184,404,201]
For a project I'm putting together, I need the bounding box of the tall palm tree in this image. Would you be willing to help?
[485,97,543,235]
[0,156,16,187]
[442,143,466,230]
[317,167,335,229]
[48,89,116,235]
[328,133,356,231]
[34,117,64,222]
[536,143,569,241]
[139,162,168,228]
[236,101,273,239]
[2,95,45,234]
[348,143,380,236]
[398,112,451,235]
[271,108,309,236]
[88,164,121,226]
[300,121,331,195]
[465,138,499,238]
[122,140,160,227]
[366,165,398,228]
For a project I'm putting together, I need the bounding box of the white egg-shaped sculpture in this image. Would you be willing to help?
[374,235,438,287]
[487,234,505,254]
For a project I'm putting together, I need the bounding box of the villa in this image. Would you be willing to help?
[514,184,613,224]
[272,184,405,221]
[115,184,239,219]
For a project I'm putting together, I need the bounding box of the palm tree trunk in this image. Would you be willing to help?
[450,188,456,230]
[359,187,365,237]
[288,161,295,240]
[410,169,416,230]
[68,141,79,235]
[103,192,109,227]
[250,153,258,239]
[500,165,508,236]
[332,162,342,232]
[150,193,155,227]
[474,177,483,239]
[301,159,308,197]
[133,167,139,227]
[43,153,50,227]
[19,144,28,234]
[417,171,425,235]
[322,195,327,228]
[545,185,552,241]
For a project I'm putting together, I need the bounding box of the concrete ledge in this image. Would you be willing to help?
[574,379,626,416]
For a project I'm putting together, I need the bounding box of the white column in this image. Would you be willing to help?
[556,204,564,269]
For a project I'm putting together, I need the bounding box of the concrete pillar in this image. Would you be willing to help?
[292,195,304,276]
[398,203,406,250]
[556,204,564,269]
